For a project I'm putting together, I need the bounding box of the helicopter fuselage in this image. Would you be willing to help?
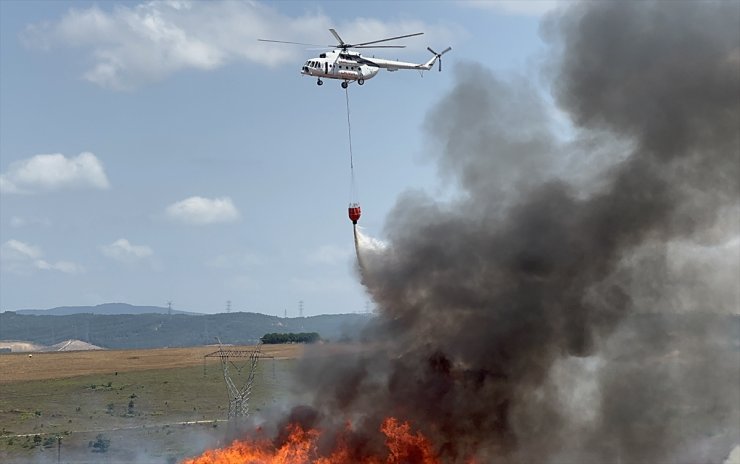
[301,51,380,84]
[299,49,441,86]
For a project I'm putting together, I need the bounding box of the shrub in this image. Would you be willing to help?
[91,434,110,453]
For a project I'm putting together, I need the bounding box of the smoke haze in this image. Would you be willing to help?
[291,1,740,463]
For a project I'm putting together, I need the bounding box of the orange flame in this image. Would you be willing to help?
[183,417,440,464]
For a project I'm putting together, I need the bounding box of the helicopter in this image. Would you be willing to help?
[259,29,451,88]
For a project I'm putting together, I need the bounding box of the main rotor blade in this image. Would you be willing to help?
[354,45,406,49]
[258,39,328,47]
[427,46,452,56]
[329,28,345,46]
[353,32,423,47]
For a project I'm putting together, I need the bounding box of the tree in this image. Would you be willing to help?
[261,332,321,344]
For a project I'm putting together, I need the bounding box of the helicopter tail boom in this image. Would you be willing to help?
[366,46,452,73]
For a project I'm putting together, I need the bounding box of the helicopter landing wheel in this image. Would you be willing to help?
[317,79,323,86]
[341,81,348,89]
[357,79,364,86]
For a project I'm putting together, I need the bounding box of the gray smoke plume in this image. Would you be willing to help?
[290,2,740,463]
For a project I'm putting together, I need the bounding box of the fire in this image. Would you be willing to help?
[183,417,440,464]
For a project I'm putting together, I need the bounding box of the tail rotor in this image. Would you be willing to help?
[427,46,452,72]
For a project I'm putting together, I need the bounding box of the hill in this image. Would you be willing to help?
[0,340,45,353]
[46,339,105,351]
[0,311,373,350]
[16,302,201,316]
[0,339,104,353]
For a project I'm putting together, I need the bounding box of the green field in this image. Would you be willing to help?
[0,359,297,463]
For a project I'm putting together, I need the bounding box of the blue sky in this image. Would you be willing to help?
[0,0,555,315]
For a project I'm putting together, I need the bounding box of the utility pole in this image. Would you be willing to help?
[226,300,232,314]
[298,300,304,318]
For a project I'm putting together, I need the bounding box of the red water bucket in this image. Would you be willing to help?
[348,203,361,224]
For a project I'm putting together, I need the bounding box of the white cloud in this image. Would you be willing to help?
[2,239,42,260]
[1,239,83,274]
[101,238,154,263]
[0,152,110,194]
[23,1,459,89]
[462,0,569,16]
[165,196,239,225]
[36,260,81,273]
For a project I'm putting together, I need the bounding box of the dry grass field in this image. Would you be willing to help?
[0,344,303,383]
[0,344,305,463]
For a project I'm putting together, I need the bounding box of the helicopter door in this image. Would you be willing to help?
[325,62,328,75]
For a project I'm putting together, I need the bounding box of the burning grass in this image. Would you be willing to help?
[183,417,440,464]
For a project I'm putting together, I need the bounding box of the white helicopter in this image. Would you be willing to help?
[259,29,451,88]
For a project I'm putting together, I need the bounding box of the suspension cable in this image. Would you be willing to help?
[345,86,354,171]
[345,87,358,203]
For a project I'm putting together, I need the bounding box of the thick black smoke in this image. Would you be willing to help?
[293,2,740,463]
